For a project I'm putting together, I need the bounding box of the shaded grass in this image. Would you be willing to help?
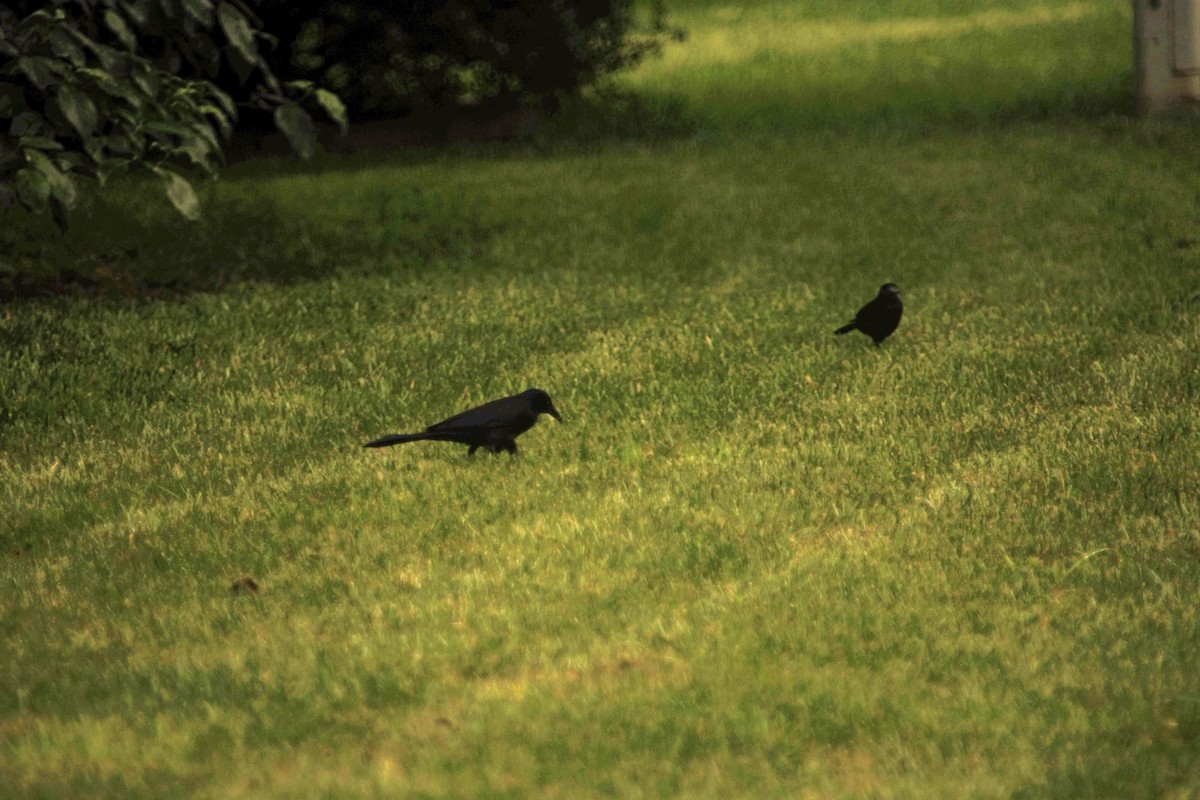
[3,0,1200,797]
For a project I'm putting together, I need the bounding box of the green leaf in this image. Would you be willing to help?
[83,136,106,162]
[48,29,86,67]
[17,57,60,90]
[79,68,141,102]
[11,112,45,137]
[27,149,76,207]
[132,70,161,99]
[193,121,222,153]
[57,85,98,140]
[211,88,236,120]
[119,0,148,26]
[315,88,348,134]
[261,71,282,96]
[75,67,114,87]
[95,157,130,186]
[101,132,140,158]
[199,104,234,139]
[18,135,64,152]
[217,3,258,66]
[145,121,198,139]
[56,151,88,172]
[104,10,136,51]
[14,167,50,209]
[85,41,124,73]
[180,0,215,26]
[273,103,317,160]
[180,134,222,174]
[159,170,202,222]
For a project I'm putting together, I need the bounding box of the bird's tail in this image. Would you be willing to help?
[363,432,430,448]
[833,322,857,335]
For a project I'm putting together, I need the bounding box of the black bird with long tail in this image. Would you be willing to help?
[364,388,562,455]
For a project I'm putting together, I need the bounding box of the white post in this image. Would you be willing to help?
[1134,0,1200,114]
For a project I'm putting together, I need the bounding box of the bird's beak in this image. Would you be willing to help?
[548,405,562,422]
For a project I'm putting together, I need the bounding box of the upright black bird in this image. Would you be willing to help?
[834,283,903,345]
[363,388,562,455]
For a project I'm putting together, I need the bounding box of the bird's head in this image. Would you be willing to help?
[525,388,562,422]
[879,283,902,297]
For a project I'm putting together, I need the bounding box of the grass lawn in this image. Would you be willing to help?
[3,0,1200,796]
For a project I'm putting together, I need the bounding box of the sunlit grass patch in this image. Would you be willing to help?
[634,0,1132,131]
[658,2,1106,68]
[2,0,1200,797]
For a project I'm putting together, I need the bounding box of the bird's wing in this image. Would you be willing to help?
[426,395,521,433]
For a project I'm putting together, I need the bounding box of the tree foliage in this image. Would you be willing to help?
[0,1,671,231]
[0,0,345,229]
[251,0,677,121]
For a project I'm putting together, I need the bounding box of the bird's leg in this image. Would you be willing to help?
[485,431,518,455]
[468,444,479,456]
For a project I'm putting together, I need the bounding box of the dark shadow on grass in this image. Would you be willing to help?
[220,87,700,183]
[231,87,698,159]
[0,70,1145,304]
[0,88,697,304]
[0,179,503,303]
[681,77,1137,141]
[538,88,700,146]
[892,81,1137,133]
